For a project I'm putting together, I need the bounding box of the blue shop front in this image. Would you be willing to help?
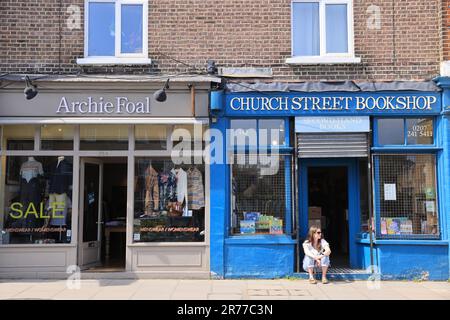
[209,81,450,280]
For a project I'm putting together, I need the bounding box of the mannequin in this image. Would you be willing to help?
[18,157,44,230]
[48,157,72,227]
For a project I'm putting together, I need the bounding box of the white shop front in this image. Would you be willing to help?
[0,76,216,279]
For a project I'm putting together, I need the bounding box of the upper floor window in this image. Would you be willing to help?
[77,0,150,65]
[287,0,360,64]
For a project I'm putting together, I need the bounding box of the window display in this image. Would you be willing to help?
[373,154,439,238]
[1,156,73,244]
[231,154,287,235]
[133,158,205,242]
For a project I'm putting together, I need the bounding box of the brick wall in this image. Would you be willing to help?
[0,0,442,81]
[443,0,450,61]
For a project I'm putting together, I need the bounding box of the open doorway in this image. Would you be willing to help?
[308,166,349,268]
[79,157,127,272]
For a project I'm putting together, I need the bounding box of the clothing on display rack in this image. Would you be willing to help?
[187,166,205,210]
[174,168,189,216]
[48,157,72,195]
[144,165,159,215]
[17,157,44,228]
[158,169,177,211]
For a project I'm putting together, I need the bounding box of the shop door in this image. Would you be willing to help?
[298,158,361,269]
[78,159,103,268]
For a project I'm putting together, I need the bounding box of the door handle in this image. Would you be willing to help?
[96,221,104,225]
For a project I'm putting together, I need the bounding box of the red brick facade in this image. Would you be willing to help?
[443,0,450,61]
[0,0,442,80]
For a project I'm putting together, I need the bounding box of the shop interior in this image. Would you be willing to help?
[308,166,350,268]
[83,158,127,271]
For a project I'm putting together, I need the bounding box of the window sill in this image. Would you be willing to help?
[77,57,152,66]
[285,56,361,65]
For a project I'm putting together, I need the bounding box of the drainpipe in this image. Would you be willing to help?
[368,130,375,274]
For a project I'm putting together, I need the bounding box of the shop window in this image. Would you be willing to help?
[80,125,129,150]
[230,119,286,148]
[288,0,359,64]
[78,0,149,65]
[376,118,434,146]
[2,125,35,151]
[135,125,168,150]
[133,158,205,242]
[171,124,206,151]
[373,154,439,239]
[231,154,289,235]
[40,125,75,150]
[0,156,73,244]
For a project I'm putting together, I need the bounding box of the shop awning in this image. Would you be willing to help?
[225,80,441,93]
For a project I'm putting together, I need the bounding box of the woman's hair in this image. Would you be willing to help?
[305,225,322,251]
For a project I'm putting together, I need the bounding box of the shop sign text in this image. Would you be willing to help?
[228,94,439,114]
[57,96,151,115]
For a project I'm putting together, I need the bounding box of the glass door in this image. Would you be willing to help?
[78,158,103,268]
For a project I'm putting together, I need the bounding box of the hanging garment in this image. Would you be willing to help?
[20,159,44,183]
[17,177,42,228]
[48,159,72,195]
[174,168,189,216]
[158,170,177,211]
[144,165,159,215]
[48,193,70,226]
[187,167,205,210]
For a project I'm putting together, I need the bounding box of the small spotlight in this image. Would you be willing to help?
[24,76,38,100]
[207,60,217,75]
[153,79,170,102]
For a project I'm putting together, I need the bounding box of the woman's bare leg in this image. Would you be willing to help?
[321,266,328,280]
[308,267,315,279]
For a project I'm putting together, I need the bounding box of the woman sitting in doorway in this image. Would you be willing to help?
[303,226,332,284]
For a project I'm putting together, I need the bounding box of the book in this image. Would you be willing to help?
[380,218,387,235]
[240,220,256,234]
[400,219,413,234]
[386,218,401,235]
[270,219,283,235]
[244,212,260,221]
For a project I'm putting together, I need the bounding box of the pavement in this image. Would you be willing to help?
[0,279,448,300]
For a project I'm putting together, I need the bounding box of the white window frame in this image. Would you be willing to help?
[77,0,151,65]
[287,0,360,65]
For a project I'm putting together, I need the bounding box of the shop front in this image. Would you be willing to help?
[0,77,215,278]
[209,81,450,280]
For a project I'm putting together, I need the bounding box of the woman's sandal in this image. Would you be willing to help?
[322,278,329,284]
[309,278,317,284]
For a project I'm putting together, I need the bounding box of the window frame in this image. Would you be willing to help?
[78,0,151,65]
[287,0,360,65]
[374,117,436,148]
[372,153,441,240]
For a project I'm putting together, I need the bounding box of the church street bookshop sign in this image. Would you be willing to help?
[225,92,441,116]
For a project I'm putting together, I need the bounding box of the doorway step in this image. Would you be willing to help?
[293,267,372,281]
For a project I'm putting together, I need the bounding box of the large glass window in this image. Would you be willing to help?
[376,118,434,146]
[373,154,439,239]
[2,125,35,150]
[133,158,205,242]
[88,2,115,56]
[1,156,73,244]
[135,125,168,150]
[41,125,75,150]
[80,125,129,150]
[230,119,286,148]
[231,154,288,235]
